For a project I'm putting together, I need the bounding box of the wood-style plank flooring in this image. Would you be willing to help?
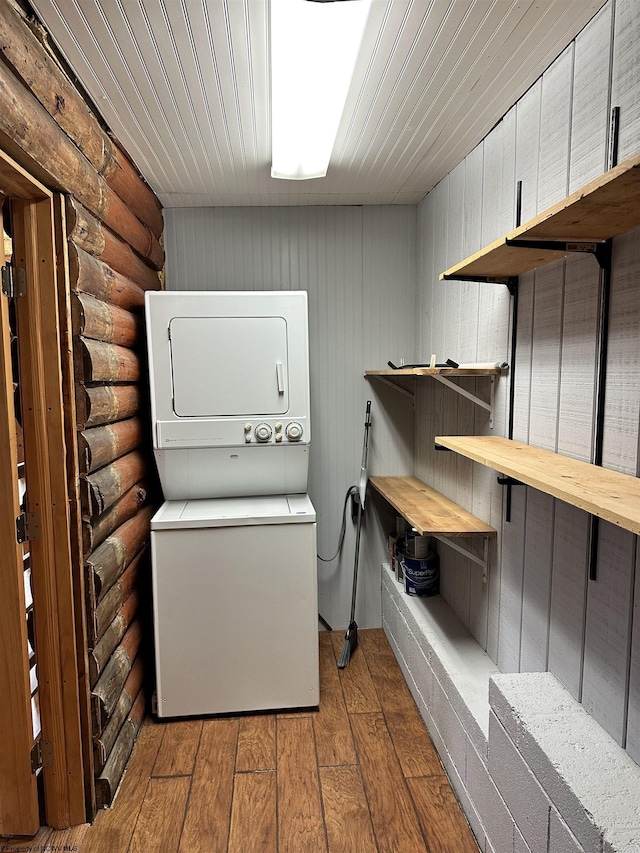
[5,629,479,852]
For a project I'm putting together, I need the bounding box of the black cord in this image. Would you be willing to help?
[317,485,359,562]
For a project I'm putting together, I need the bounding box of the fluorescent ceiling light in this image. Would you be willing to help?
[270,0,372,180]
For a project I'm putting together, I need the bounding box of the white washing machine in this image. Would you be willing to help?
[151,495,318,718]
[145,291,319,717]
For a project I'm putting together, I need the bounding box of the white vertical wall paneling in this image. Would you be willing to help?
[480,367,505,661]
[522,259,563,675]
[444,161,465,362]
[431,177,449,362]
[550,253,598,702]
[452,381,475,628]
[419,381,444,494]
[429,177,457,535]
[460,381,489,651]
[602,228,640,475]
[529,263,564,452]
[463,142,490,523]
[417,191,436,362]
[308,208,365,630]
[481,118,505,247]
[556,254,600,462]
[582,522,636,745]
[361,207,417,625]
[495,269,532,672]
[569,1,612,192]
[512,274,534,445]
[497,109,518,238]
[163,206,416,631]
[477,112,513,387]
[520,492,555,673]
[415,196,435,498]
[611,0,640,161]
[497,485,527,674]
[548,503,589,700]
[627,538,640,762]
[413,0,640,761]
[463,140,505,656]
[459,143,483,364]
[537,44,574,211]
[514,79,542,224]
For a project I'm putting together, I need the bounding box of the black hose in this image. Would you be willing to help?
[317,485,359,562]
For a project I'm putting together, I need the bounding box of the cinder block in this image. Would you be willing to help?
[514,826,533,853]
[383,613,434,733]
[428,713,456,783]
[489,672,640,852]
[603,828,640,853]
[467,740,516,853]
[382,563,495,757]
[432,673,467,779]
[490,672,576,737]
[488,711,551,853]
[548,808,586,853]
[445,755,486,852]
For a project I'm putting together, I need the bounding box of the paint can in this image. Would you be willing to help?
[405,531,429,558]
[394,537,406,583]
[402,550,439,597]
[396,516,410,535]
[388,532,399,573]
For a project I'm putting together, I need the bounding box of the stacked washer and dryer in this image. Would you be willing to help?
[145,291,319,718]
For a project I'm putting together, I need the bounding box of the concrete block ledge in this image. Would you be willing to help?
[490,672,640,853]
[381,562,640,853]
[382,562,499,744]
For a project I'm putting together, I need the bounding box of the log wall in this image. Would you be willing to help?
[0,0,162,819]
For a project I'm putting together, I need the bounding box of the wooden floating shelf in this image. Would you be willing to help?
[440,150,640,282]
[434,435,640,536]
[369,475,496,538]
[366,365,505,425]
[365,366,502,377]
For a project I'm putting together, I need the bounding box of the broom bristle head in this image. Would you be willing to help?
[337,621,358,669]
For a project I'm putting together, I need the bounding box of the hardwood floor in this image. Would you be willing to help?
[5,629,479,852]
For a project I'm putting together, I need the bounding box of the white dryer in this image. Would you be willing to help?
[145,291,319,717]
[146,290,311,500]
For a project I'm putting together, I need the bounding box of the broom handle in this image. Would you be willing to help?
[349,498,363,624]
[348,401,372,624]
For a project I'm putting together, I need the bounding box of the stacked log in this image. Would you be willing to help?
[0,0,163,817]
[69,207,158,810]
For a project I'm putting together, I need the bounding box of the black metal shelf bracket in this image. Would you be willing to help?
[497,476,524,487]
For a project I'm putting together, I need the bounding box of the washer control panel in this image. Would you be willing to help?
[242,418,306,444]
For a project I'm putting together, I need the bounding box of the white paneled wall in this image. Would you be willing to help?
[163,205,416,631]
[415,0,640,765]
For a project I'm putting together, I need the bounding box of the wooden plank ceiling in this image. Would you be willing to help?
[30,0,605,209]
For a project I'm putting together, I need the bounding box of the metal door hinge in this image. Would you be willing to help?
[1,265,26,297]
[16,512,40,543]
[30,740,54,773]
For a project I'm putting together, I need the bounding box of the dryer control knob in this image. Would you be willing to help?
[275,422,283,432]
[254,423,273,442]
[244,423,252,432]
[286,422,303,441]
[275,434,283,443]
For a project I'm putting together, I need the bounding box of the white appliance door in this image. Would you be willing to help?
[151,514,319,717]
[169,316,289,417]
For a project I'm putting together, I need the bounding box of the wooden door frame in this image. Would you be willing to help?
[0,185,39,837]
[1,148,85,829]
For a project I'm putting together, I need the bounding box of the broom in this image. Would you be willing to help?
[338,400,372,669]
